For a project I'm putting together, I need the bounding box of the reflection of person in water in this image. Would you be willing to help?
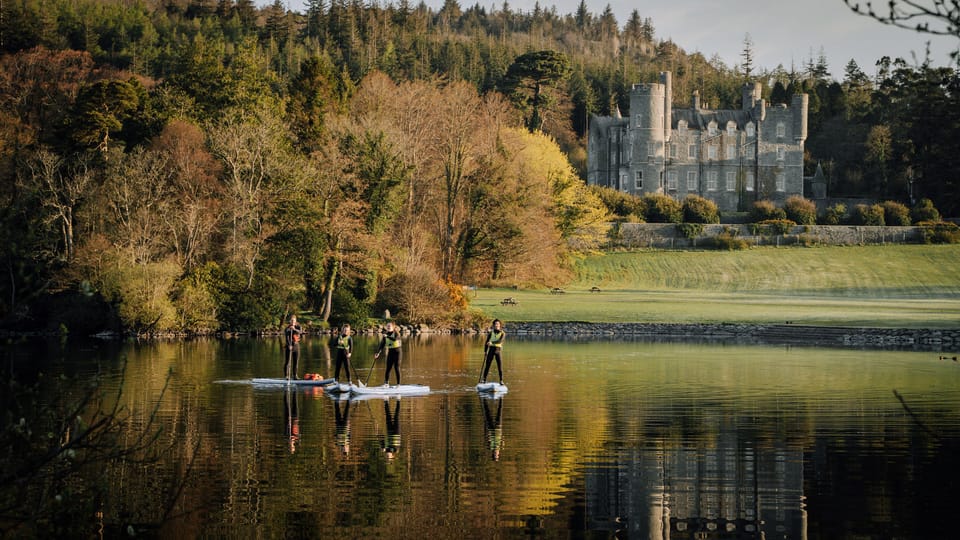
[481,397,503,461]
[382,398,401,460]
[333,398,351,456]
[285,388,300,454]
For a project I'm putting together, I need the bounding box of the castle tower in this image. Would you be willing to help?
[742,82,762,111]
[628,79,667,194]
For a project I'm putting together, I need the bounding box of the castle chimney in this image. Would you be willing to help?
[692,90,700,111]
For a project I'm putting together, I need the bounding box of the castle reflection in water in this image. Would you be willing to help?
[585,435,805,539]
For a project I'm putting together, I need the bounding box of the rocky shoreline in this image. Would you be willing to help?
[499,322,959,352]
[4,322,957,353]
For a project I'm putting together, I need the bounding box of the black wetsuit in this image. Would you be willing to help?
[331,333,353,382]
[481,328,505,383]
[377,329,402,385]
[284,322,303,379]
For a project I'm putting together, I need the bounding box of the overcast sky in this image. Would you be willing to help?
[278,0,958,77]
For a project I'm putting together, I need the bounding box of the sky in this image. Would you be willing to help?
[277,0,959,77]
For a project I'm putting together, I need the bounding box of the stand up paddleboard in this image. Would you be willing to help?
[251,377,335,387]
[324,382,354,394]
[476,382,508,394]
[350,384,430,397]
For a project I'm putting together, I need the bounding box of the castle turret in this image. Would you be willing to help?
[660,71,672,142]
[792,94,808,141]
[629,80,667,195]
[742,82,762,110]
[691,90,700,111]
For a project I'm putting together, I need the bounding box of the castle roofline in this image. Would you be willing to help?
[671,109,757,130]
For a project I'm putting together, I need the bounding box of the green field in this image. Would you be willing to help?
[471,244,960,328]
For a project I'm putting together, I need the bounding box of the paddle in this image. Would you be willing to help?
[364,352,380,387]
[477,345,488,384]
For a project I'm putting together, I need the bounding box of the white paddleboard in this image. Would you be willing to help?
[251,377,335,386]
[476,382,508,394]
[350,384,430,397]
[325,382,354,394]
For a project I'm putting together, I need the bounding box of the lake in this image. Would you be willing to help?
[3,335,959,538]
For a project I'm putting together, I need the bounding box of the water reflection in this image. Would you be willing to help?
[333,395,351,456]
[381,398,402,460]
[284,388,300,454]
[2,336,958,538]
[480,396,504,461]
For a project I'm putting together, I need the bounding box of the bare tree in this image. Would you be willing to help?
[844,1,960,37]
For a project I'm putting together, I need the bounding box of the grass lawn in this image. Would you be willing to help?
[471,244,960,328]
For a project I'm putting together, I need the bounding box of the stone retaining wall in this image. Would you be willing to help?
[502,322,959,352]
[608,223,924,248]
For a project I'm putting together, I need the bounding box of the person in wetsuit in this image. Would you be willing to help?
[375,321,402,386]
[330,324,353,383]
[481,319,505,384]
[284,315,303,379]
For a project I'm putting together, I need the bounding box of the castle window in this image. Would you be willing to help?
[678,120,687,135]
[726,122,736,136]
[726,146,736,160]
[776,173,785,191]
[708,122,718,136]
[746,122,756,137]
[670,144,678,158]
[635,170,643,190]
[746,171,755,191]
[687,171,698,190]
[726,172,736,191]
[776,122,785,138]
[707,145,718,160]
[706,171,718,191]
[620,174,629,191]
[667,170,678,190]
[777,146,785,161]
[647,142,656,158]
[688,145,697,159]
[746,145,756,159]
[635,114,642,128]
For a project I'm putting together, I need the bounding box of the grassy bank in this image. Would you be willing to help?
[471,244,960,328]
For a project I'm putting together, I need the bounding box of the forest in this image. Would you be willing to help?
[0,0,957,333]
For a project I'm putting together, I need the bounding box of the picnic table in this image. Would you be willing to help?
[550,287,565,294]
[501,297,518,305]
[589,286,601,293]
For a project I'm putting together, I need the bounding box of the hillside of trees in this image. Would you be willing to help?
[0,0,957,333]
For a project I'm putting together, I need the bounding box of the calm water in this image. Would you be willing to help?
[5,335,960,539]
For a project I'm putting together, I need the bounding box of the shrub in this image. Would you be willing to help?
[750,200,786,222]
[911,198,941,223]
[676,223,704,239]
[681,194,720,223]
[918,221,960,244]
[784,195,817,225]
[712,226,751,250]
[749,219,796,236]
[820,203,847,225]
[330,288,372,328]
[376,266,464,324]
[99,258,181,333]
[880,200,911,226]
[850,204,885,226]
[589,185,645,218]
[641,193,682,223]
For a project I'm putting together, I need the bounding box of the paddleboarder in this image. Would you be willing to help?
[480,319,505,384]
[284,314,304,379]
[330,324,354,383]
[374,321,403,386]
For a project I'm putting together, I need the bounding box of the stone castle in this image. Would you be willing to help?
[587,72,808,213]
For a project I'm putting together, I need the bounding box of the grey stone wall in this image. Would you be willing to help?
[606,223,925,248]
